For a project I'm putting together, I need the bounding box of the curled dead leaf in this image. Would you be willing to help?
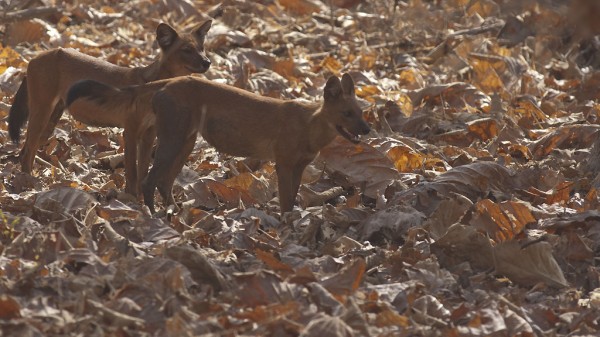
[386,145,424,172]
[467,199,536,243]
[321,258,366,297]
[494,240,568,288]
[530,125,600,159]
[317,137,400,199]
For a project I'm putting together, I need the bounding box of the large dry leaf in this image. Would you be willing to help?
[412,294,451,325]
[165,246,229,292]
[494,241,568,288]
[185,178,255,209]
[34,187,97,214]
[529,125,600,159]
[5,18,61,46]
[317,137,400,198]
[233,270,298,307]
[224,172,274,204]
[409,82,491,111]
[321,258,366,297]
[360,205,426,242]
[424,195,473,239]
[97,199,140,221]
[432,224,494,269]
[467,199,536,242]
[393,162,516,216]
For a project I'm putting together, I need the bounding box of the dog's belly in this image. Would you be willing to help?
[202,122,275,161]
[206,134,275,161]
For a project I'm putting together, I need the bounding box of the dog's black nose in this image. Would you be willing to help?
[202,59,211,68]
[361,122,371,135]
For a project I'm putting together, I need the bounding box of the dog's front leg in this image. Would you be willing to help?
[290,158,312,206]
[123,126,138,196]
[276,161,297,213]
[137,125,156,196]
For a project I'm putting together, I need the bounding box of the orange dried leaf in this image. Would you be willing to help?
[206,179,256,207]
[224,172,272,204]
[499,142,531,160]
[272,59,296,80]
[467,0,499,17]
[375,308,410,327]
[0,46,26,73]
[514,99,547,121]
[423,157,448,172]
[197,161,220,170]
[255,249,294,274]
[399,67,422,89]
[355,85,380,101]
[471,59,505,95]
[320,56,343,75]
[471,199,536,242]
[359,51,377,70]
[397,93,413,116]
[467,118,499,141]
[277,0,323,14]
[387,145,423,172]
[546,181,573,205]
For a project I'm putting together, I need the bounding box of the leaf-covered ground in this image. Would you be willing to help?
[1,0,600,335]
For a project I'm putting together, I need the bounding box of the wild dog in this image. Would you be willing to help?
[8,20,213,196]
[67,73,370,213]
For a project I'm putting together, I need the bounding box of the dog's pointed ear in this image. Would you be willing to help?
[156,23,179,50]
[324,76,342,100]
[194,20,212,39]
[341,73,355,96]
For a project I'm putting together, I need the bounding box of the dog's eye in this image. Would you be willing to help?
[343,110,353,117]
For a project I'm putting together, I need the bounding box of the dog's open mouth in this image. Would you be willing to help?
[336,125,360,144]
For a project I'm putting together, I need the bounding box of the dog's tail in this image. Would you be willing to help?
[8,77,29,144]
[66,79,126,108]
[66,79,141,126]
[66,79,167,126]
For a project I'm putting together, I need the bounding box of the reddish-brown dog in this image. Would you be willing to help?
[66,73,370,214]
[9,20,213,196]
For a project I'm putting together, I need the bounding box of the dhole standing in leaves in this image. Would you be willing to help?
[8,20,213,195]
[67,73,370,214]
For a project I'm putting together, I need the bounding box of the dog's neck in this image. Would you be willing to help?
[138,54,173,82]
[307,105,338,153]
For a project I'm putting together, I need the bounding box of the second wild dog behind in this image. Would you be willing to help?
[67,73,371,214]
[8,20,213,196]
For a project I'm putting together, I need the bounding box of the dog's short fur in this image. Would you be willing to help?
[8,20,213,190]
[67,73,370,213]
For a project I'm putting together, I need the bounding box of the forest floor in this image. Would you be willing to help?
[1,0,599,336]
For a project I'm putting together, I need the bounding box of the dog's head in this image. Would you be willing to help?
[156,20,213,76]
[322,73,371,143]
